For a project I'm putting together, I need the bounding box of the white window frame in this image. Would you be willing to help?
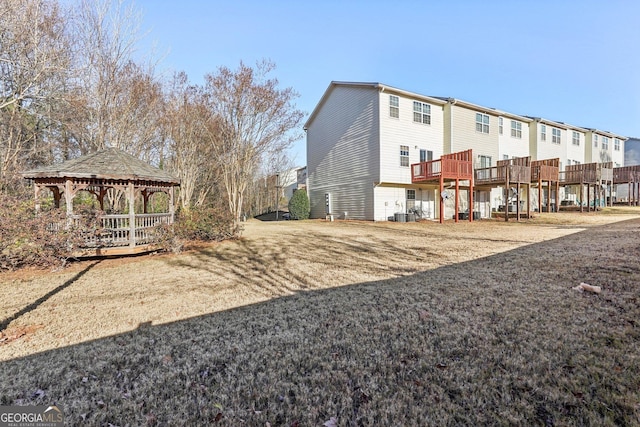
[499,118,503,135]
[478,155,491,168]
[541,125,546,141]
[475,113,489,134]
[510,121,522,139]
[400,145,409,167]
[594,134,598,147]
[389,95,399,118]
[413,101,431,124]
[552,128,561,144]
[614,138,621,151]
[602,136,609,150]
[572,131,580,146]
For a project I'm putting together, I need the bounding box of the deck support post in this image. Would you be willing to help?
[526,183,530,219]
[454,179,459,223]
[587,184,591,212]
[516,182,521,222]
[505,168,510,222]
[439,174,444,224]
[469,179,473,222]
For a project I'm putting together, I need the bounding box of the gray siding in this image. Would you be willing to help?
[306,85,380,220]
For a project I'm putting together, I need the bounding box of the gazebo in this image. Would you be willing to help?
[22,148,180,256]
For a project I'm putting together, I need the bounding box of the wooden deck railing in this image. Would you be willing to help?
[614,166,640,183]
[412,158,473,182]
[560,163,613,184]
[532,164,559,182]
[475,164,531,185]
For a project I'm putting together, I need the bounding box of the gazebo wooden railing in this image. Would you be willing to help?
[73,213,173,249]
[613,165,640,206]
[531,158,560,213]
[475,156,531,221]
[559,162,613,212]
[411,149,473,223]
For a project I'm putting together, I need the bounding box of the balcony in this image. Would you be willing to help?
[411,149,473,183]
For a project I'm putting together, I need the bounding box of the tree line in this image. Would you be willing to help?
[0,0,304,226]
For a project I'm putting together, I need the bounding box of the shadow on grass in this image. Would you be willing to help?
[0,260,101,333]
[0,220,639,425]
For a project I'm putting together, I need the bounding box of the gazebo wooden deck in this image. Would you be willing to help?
[411,149,474,223]
[531,158,560,213]
[559,162,613,212]
[22,148,180,256]
[614,165,640,206]
[475,156,531,221]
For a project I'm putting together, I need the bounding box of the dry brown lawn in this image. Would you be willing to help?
[0,208,639,425]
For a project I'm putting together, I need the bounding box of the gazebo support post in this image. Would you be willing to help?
[128,182,136,248]
[169,187,175,224]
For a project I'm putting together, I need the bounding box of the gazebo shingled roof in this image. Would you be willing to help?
[22,147,179,184]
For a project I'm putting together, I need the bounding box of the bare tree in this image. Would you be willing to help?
[202,60,304,225]
[163,72,217,210]
[68,0,159,156]
[0,0,71,191]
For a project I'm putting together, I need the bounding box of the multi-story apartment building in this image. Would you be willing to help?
[305,81,628,221]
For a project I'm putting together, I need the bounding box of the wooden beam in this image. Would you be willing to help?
[128,181,136,248]
[439,174,444,224]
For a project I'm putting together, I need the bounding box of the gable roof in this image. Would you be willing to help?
[304,81,447,130]
[22,148,180,184]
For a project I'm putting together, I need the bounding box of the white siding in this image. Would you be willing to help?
[612,137,625,167]
[373,185,438,221]
[531,123,567,170]
[378,94,444,183]
[566,129,586,165]
[448,104,499,166]
[306,85,379,220]
[498,117,530,160]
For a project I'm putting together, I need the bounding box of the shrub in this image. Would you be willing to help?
[0,194,87,271]
[172,205,241,243]
[288,189,310,220]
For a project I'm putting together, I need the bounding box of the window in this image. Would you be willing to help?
[552,128,561,144]
[503,154,509,160]
[614,138,621,151]
[602,136,609,150]
[419,149,432,162]
[400,145,409,167]
[389,95,399,118]
[572,131,580,146]
[594,134,598,147]
[413,101,431,124]
[567,159,571,166]
[478,155,491,168]
[574,160,580,165]
[475,113,489,133]
[541,125,546,141]
[499,118,503,135]
[511,121,522,138]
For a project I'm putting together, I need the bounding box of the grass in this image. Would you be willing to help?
[0,212,639,425]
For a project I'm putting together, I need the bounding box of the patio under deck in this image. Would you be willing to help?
[531,158,560,214]
[411,149,473,223]
[559,162,613,212]
[613,165,640,206]
[475,156,531,221]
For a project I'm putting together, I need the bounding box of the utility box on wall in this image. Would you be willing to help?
[325,193,332,214]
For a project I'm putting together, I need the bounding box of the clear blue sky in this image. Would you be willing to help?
[134,0,640,166]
